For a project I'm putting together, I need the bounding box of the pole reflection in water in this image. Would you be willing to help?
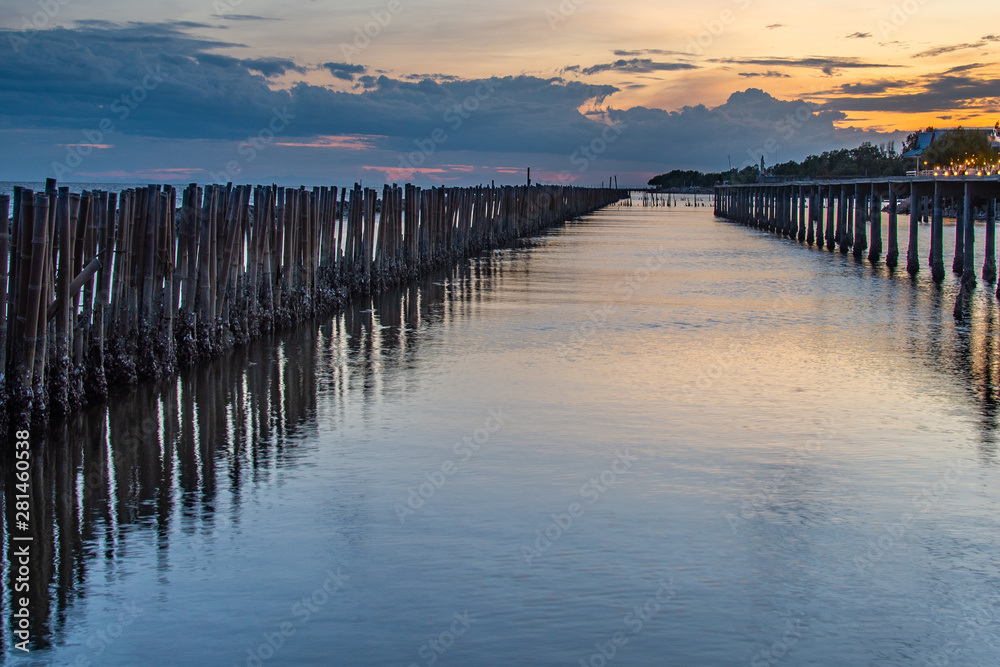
[2,202,1000,665]
[0,246,522,655]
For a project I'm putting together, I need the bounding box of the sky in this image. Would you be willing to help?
[0,0,997,187]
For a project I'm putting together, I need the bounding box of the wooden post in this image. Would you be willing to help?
[90,190,113,399]
[33,190,54,420]
[52,188,73,415]
[11,192,34,412]
[78,192,96,403]
[0,194,9,419]
[198,186,216,355]
[162,187,177,368]
[19,193,50,420]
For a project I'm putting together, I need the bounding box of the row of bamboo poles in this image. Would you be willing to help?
[0,179,625,432]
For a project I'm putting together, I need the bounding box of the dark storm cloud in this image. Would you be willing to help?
[599,88,869,170]
[846,32,871,39]
[0,22,909,175]
[0,22,620,154]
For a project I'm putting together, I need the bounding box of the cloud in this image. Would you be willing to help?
[0,22,620,151]
[275,134,385,150]
[0,21,917,181]
[739,71,791,79]
[214,15,279,21]
[817,66,1000,114]
[402,73,462,82]
[576,59,699,75]
[711,56,902,76]
[243,58,303,77]
[612,49,689,57]
[846,32,871,39]
[914,41,995,58]
[323,62,367,81]
[766,24,786,29]
[592,88,882,171]
[81,167,204,179]
[815,78,913,95]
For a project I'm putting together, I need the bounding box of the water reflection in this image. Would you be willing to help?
[0,247,528,655]
[2,208,1000,662]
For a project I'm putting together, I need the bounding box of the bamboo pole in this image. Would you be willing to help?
[197,186,215,356]
[161,187,177,369]
[11,192,34,407]
[0,194,9,422]
[18,193,50,420]
[51,189,72,415]
[0,179,626,424]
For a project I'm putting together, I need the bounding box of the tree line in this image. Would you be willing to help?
[648,127,999,187]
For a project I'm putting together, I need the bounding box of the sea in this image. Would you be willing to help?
[2,195,999,666]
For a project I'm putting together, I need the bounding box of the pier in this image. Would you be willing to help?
[0,180,626,432]
[715,175,1000,313]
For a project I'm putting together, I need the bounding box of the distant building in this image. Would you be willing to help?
[902,126,1000,173]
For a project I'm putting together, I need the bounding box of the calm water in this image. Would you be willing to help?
[3,198,1000,666]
